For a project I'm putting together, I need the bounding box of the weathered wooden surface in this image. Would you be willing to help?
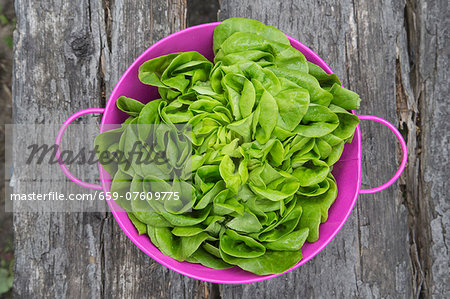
[12,0,448,298]
[13,0,105,297]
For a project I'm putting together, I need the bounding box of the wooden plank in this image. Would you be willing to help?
[420,0,450,293]
[12,0,214,297]
[398,0,450,297]
[218,1,415,297]
[13,0,108,297]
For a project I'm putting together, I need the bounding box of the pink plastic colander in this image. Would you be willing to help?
[56,22,407,284]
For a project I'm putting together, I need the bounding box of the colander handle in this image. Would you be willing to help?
[55,108,105,190]
[357,115,408,194]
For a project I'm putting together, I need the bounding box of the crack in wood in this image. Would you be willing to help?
[396,55,424,299]
[397,1,440,297]
[399,0,450,297]
[102,0,113,53]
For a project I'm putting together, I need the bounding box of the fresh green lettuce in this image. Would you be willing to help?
[95,18,360,275]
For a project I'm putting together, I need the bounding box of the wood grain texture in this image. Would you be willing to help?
[398,0,450,297]
[13,1,107,297]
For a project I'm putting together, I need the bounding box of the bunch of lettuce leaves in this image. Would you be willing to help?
[95,18,361,275]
